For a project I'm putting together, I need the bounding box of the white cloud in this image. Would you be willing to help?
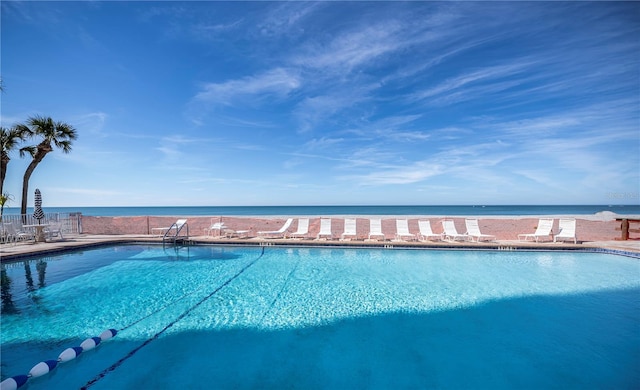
[410,61,534,103]
[304,137,345,150]
[72,112,108,135]
[345,160,444,185]
[49,187,124,197]
[293,82,379,133]
[155,146,181,160]
[192,19,243,38]
[194,68,301,106]
[258,2,324,36]
[292,21,408,75]
[294,95,346,133]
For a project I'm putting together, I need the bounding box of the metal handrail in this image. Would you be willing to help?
[162,221,189,245]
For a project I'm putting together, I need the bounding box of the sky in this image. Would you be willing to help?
[1,1,639,207]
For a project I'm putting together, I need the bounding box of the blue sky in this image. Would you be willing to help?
[2,1,639,207]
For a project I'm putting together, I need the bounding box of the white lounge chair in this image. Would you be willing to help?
[223,228,251,238]
[3,222,34,244]
[418,220,441,241]
[554,218,577,244]
[395,219,415,241]
[317,218,333,240]
[341,218,357,240]
[45,222,64,240]
[152,219,188,237]
[258,218,293,238]
[0,223,10,244]
[464,219,495,242]
[441,219,467,242]
[204,219,226,237]
[290,218,310,239]
[518,218,554,242]
[368,218,385,241]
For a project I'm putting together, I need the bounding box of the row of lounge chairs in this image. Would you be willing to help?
[518,218,577,244]
[161,217,577,243]
[207,217,458,241]
[249,217,575,243]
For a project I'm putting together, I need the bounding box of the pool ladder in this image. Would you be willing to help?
[162,221,190,246]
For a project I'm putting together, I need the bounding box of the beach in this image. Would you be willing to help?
[80,213,638,243]
[3,213,638,262]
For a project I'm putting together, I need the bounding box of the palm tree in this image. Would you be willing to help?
[16,116,78,215]
[1,126,32,197]
[0,193,14,220]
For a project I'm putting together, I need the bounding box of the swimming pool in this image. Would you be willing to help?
[1,245,639,389]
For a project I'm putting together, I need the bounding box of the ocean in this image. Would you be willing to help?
[3,205,639,217]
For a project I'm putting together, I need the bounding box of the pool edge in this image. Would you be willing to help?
[2,235,639,262]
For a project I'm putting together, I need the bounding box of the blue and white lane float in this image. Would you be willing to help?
[0,329,117,390]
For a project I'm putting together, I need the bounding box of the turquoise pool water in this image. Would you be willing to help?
[1,245,639,389]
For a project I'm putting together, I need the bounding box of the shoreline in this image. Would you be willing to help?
[4,205,639,218]
[94,211,638,221]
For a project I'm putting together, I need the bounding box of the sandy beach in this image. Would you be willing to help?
[80,213,639,243]
[3,213,638,262]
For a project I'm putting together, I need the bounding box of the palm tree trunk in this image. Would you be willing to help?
[20,145,50,216]
[0,152,8,196]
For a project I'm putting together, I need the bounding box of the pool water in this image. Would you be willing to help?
[1,245,639,389]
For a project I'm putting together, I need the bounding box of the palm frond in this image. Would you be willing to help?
[2,126,33,153]
[55,140,73,153]
[19,146,37,158]
[21,115,77,148]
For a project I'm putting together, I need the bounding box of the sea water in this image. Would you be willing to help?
[4,204,640,217]
[1,245,639,389]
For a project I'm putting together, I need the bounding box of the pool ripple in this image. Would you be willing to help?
[1,245,639,389]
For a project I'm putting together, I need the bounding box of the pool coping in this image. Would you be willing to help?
[2,234,639,262]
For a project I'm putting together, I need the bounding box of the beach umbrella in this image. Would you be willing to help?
[33,189,45,223]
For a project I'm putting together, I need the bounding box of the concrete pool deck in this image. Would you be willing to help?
[3,213,640,261]
[1,233,639,262]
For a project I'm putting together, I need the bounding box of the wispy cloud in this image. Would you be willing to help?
[187,68,302,125]
[6,1,638,205]
[1,1,64,26]
[343,160,444,185]
[292,21,405,73]
[155,135,212,161]
[294,94,347,134]
[409,61,534,104]
[50,187,124,197]
[72,112,108,135]
[258,2,324,37]
[293,82,378,133]
[234,143,266,152]
[304,137,345,150]
[346,115,431,143]
[194,68,301,106]
[191,19,244,40]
